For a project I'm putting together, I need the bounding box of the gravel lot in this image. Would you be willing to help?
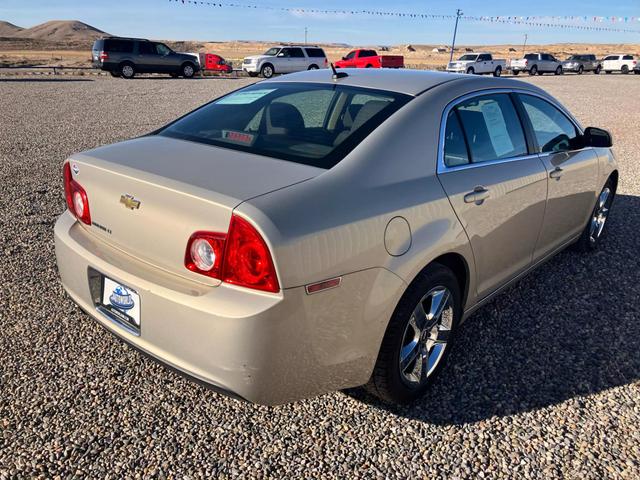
[1,74,639,479]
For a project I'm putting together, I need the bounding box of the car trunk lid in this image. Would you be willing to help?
[68,135,323,284]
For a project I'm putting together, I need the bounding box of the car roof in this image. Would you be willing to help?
[261,68,536,96]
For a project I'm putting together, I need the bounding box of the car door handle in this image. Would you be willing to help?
[464,186,490,205]
[549,167,564,179]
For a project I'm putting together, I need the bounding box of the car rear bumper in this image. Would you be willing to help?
[54,211,403,404]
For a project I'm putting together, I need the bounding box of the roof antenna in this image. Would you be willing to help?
[330,62,348,81]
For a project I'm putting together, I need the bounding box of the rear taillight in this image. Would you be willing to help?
[185,214,279,293]
[525,60,528,65]
[63,162,91,225]
[99,51,108,61]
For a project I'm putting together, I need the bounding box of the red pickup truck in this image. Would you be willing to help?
[334,49,404,69]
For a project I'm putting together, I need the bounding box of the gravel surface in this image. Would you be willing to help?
[1,74,639,479]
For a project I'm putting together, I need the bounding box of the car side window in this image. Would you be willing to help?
[443,111,470,167]
[138,42,155,55]
[155,43,171,55]
[518,94,579,153]
[454,94,528,163]
[623,55,634,60]
[280,48,292,58]
[290,48,305,58]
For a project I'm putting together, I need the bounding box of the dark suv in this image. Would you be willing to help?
[92,37,201,79]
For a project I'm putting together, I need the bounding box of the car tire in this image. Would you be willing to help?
[181,62,196,78]
[365,64,373,68]
[466,67,475,75]
[621,65,629,74]
[365,263,462,404]
[529,65,538,76]
[260,63,274,78]
[578,66,584,75]
[574,178,616,252]
[555,66,563,75]
[512,70,520,76]
[109,70,121,78]
[308,64,319,70]
[493,66,502,77]
[119,62,135,79]
[594,65,601,74]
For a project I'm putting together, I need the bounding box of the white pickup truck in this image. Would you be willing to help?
[510,53,563,76]
[446,53,506,77]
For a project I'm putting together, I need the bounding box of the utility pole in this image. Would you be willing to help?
[304,27,308,45]
[522,34,528,56]
[449,9,463,63]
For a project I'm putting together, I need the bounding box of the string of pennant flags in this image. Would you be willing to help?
[167,0,640,34]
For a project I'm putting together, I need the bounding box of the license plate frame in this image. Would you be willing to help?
[98,276,141,335]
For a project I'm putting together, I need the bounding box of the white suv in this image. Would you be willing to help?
[242,46,328,78]
[602,54,637,74]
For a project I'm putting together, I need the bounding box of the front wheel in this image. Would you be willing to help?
[493,66,502,77]
[512,70,520,76]
[260,64,274,78]
[181,62,196,78]
[594,65,601,74]
[529,65,538,76]
[621,65,629,74]
[555,66,563,75]
[308,64,319,70]
[574,179,615,252]
[466,67,475,75]
[578,66,584,75]
[366,264,461,404]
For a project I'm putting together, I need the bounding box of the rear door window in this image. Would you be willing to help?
[454,94,528,163]
[623,55,634,60]
[138,42,156,55]
[290,48,305,58]
[518,94,579,153]
[158,83,411,169]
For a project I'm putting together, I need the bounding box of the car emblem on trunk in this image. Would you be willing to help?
[109,285,135,310]
[120,194,141,210]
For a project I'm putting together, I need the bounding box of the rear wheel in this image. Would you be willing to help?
[529,65,538,76]
[366,264,461,404]
[594,65,601,74]
[574,178,615,252]
[555,65,563,75]
[493,66,502,77]
[621,65,629,74]
[119,62,135,79]
[578,65,584,75]
[512,70,520,76]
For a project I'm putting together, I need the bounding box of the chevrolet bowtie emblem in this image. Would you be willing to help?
[120,194,141,210]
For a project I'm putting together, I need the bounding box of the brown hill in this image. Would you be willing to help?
[0,21,24,37]
[16,20,107,42]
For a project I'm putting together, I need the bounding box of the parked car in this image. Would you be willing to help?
[242,45,328,78]
[199,53,233,74]
[510,53,563,76]
[55,69,618,405]
[601,54,637,74]
[92,37,201,79]
[334,49,404,69]
[561,54,602,74]
[446,52,506,76]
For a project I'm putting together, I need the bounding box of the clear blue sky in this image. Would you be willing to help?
[2,0,640,45]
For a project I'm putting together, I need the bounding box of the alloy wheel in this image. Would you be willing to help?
[122,65,134,78]
[589,187,612,245]
[399,287,453,386]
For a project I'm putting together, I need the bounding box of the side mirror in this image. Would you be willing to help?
[583,127,613,148]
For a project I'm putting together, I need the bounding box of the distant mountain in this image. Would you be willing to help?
[14,20,108,42]
[0,20,24,37]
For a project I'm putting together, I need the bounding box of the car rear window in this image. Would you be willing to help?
[157,82,411,169]
[305,48,326,58]
[104,39,134,53]
[524,54,538,60]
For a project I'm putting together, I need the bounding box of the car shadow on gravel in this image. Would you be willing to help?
[347,193,640,425]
